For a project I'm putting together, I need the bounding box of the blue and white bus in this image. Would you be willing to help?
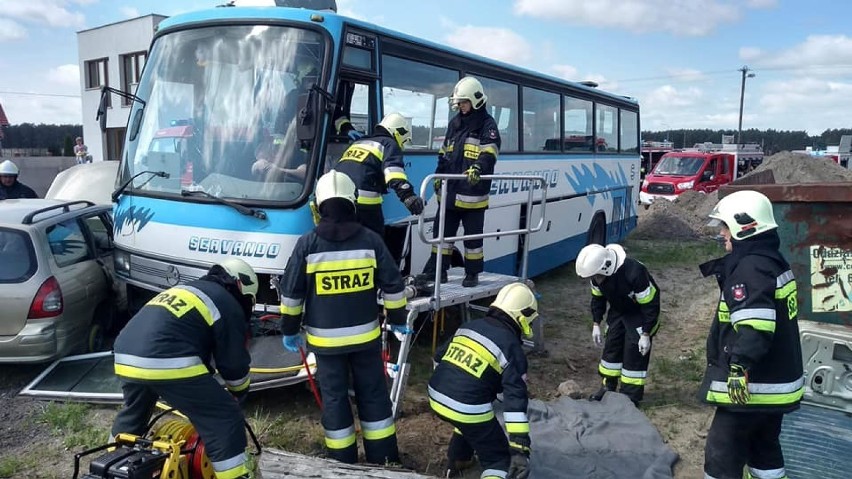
[110,1,640,313]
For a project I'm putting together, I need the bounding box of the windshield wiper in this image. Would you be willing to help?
[112,170,169,202]
[180,189,268,220]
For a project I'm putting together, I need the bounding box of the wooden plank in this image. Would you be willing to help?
[258,448,435,478]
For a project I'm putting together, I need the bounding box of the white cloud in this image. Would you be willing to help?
[513,0,743,36]
[0,18,27,41]
[550,65,578,81]
[739,46,763,62]
[757,77,852,133]
[746,34,852,69]
[442,24,533,66]
[47,64,80,88]
[0,0,86,28]
[664,68,705,82]
[120,7,140,19]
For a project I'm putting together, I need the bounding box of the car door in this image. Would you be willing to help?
[45,217,102,353]
[81,209,126,313]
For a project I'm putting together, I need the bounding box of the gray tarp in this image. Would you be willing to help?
[503,393,678,479]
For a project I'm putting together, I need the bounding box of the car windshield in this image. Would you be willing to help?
[653,156,705,176]
[118,25,327,205]
[0,229,35,283]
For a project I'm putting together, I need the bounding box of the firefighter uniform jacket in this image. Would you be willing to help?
[698,233,804,413]
[113,278,251,394]
[428,311,530,440]
[277,226,408,355]
[334,130,414,206]
[590,258,661,334]
[0,180,38,200]
[436,108,500,210]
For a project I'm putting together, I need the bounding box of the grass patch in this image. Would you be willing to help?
[38,402,110,449]
[624,239,721,268]
[0,456,35,478]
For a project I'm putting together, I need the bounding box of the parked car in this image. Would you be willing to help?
[0,199,120,363]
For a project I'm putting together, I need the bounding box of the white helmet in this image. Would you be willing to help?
[707,190,778,240]
[491,282,539,338]
[378,112,412,150]
[450,76,487,111]
[575,243,626,278]
[217,258,259,302]
[0,160,20,176]
[315,170,357,209]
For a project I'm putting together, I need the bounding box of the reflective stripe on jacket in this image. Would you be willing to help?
[428,311,529,437]
[334,131,412,205]
[698,241,804,413]
[436,109,500,210]
[590,258,660,334]
[113,280,251,392]
[277,226,407,354]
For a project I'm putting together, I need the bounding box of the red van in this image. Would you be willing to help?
[639,151,736,204]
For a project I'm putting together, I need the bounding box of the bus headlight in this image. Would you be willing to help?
[115,250,131,275]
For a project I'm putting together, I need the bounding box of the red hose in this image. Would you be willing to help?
[299,346,322,410]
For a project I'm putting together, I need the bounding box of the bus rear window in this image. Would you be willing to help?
[0,229,36,283]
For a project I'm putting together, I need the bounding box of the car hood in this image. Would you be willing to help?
[645,174,696,183]
[46,162,118,206]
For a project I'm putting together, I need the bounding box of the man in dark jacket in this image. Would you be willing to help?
[276,170,408,465]
[333,112,424,237]
[699,189,803,479]
[429,282,538,479]
[421,76,500,287]
[111,258,258,479]
[576,243,661,405]
[0,160,38,199]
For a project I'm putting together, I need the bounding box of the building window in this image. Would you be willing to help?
[121,52,147,106]
[85,58,110,107]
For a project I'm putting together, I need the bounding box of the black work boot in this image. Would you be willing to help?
[417,270,448,284]
[462,273,478,287]
[589,379,617,401]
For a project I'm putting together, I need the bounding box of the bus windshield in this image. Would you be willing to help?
[653,156,705,176]
[119,24,326,204]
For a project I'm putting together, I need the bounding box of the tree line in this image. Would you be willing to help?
[0,123,84,156]
[642,128,852,155]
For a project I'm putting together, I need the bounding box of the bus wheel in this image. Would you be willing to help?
[587,214,606,246]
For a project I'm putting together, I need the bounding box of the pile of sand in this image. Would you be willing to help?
[631,151,852,240]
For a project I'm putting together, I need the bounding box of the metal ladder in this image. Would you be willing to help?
[387,173,548,418]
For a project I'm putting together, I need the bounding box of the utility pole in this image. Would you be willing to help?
[737,66,755,147]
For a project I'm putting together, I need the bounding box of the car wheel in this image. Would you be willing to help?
[88,322,107,353]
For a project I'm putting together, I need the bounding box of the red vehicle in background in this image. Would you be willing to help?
[147,124,194,187]
[639,151,736,204]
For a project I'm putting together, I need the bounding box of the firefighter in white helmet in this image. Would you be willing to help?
[0,160,38,200]
[428,282,538,479]
[420,76,500,287]
[699,190,802,479]
[112,258,258,479]
[333,112,424,237]
[276,170,407,465]
[576,243,660,405]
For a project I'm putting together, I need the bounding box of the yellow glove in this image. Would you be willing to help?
[466,164,482,185]
[727,364,750,405]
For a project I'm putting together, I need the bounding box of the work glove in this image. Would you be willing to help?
[389,324,411,335]
[592,323,602,347]
[507,434,531,479]
[465,164,482,185]
[403,195,424,215]
[347,130,364,142]
[727,364,750,405]
[433,178,442,196]
[638,333,651,356]
[282,334,305,353]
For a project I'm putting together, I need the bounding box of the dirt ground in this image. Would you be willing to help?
[4,150,849,477]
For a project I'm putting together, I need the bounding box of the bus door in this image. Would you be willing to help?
[609,187,631,241]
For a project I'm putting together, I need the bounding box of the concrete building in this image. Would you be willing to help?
[77,14,166,162]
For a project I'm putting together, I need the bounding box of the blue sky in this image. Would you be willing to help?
[2,0,852,136]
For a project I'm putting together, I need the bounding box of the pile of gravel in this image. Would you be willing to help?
[631,151,852,240]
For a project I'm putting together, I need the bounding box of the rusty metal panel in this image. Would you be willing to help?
[719,183,852,325]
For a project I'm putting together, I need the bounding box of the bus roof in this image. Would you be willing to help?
[156,6,639,108]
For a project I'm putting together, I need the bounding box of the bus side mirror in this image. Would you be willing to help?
[297,91,319,150]
[96,88,109,132]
